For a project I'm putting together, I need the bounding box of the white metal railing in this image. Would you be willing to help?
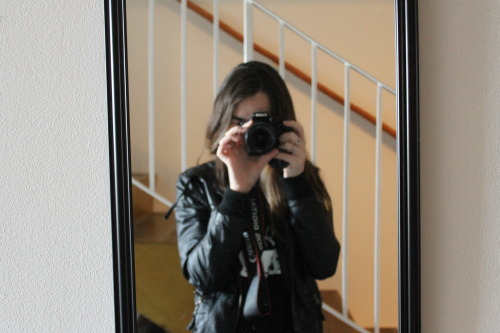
[342,63,351,318]
[131,1,397,332]
[212,0,220,99]
[148,0,155,192]
[374,82,384,333]
[180,0,188,172]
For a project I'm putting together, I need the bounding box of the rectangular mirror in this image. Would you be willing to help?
[105,0,419,332]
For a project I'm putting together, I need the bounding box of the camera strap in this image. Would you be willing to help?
[242,189,272,318]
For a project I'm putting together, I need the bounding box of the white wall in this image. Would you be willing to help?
[0,1,115,332]
[1,0,499,332]
[419,0,500,332]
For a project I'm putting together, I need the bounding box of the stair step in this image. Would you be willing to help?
[321,290,398,332]
[134,213,177,244]
[321,290,358,333]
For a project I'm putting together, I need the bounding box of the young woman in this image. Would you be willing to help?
[174,61,340,333]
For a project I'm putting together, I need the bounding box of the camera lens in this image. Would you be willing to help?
[245,123,277,156]
[251,128,273,149]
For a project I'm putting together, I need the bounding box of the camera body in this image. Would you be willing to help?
[244,111,293,157]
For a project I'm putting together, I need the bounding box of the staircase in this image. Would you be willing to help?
[133,174,193,332]
[133,174,176,243]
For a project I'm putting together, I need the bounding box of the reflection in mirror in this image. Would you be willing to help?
[127,0,399,332]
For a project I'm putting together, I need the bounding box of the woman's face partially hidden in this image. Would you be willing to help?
[229,92,271,129]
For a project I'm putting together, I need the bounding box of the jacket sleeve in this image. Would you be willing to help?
[174,172,250,293]
[282,173,341,280]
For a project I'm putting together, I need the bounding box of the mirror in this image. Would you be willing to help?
[105,0,420,332]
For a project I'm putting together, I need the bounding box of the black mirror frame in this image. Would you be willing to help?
[105,0,136,332]
[104,0,420,332]
[395,0,420,332]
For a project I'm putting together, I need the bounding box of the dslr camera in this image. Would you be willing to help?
[244,112,293,167]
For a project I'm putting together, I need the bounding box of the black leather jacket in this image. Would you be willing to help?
[175,161,340,333]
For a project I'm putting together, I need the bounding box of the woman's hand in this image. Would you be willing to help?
[216,122,279,193]
[276,120,307,178]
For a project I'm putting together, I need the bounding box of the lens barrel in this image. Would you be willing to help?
[244,122,277,156]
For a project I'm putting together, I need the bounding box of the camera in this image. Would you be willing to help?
[244,112,293,160]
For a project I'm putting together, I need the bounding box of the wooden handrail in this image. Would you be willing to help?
[181,0,396,138]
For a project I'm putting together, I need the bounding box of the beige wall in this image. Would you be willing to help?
[127,0,398,327]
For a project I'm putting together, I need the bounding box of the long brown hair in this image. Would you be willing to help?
[205,61,332,220]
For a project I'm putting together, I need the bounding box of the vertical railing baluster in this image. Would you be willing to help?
[213,0,220,99]
[342,63,351,317]
[310,43,318,163]
[180,0,188,171]
[243,0,253,62]
[148,0,155,191]
[374,83,383,333]
[279,21,285,78]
